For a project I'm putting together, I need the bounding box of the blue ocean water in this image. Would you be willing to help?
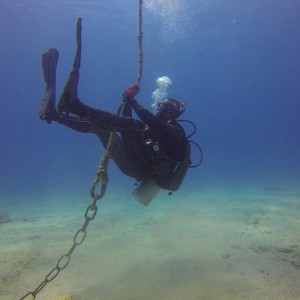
[0,0,299,204]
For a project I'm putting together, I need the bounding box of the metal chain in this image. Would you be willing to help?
[19,198,99,300]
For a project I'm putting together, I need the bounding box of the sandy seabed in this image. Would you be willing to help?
[1,188,300,300]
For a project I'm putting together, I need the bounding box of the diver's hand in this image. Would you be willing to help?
[123,83,140,100]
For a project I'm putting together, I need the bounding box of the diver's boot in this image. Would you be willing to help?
[39,48,59,123]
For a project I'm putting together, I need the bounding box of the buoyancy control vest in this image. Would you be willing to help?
[143,122,191,191]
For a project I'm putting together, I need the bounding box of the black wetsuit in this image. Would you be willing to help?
[52,99,187,188]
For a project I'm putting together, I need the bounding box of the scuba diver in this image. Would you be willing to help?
[39,47,191,206]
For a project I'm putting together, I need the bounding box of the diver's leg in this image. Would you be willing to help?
[39,48,59,123]
[57,98,145,131]
[53,114,137,178]
[54,103,150,180]
[54,114,96,133]
[95,132,136,178]
[57,99,152,179]
[57,103,146,179]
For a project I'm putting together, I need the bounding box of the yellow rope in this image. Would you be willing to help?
[137,0,144,86]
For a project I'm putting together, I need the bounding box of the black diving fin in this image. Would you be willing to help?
[57,17,82,113]
[39,48,59,123]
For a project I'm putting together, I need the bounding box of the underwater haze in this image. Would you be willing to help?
[0,0,299,200]
[1,0,300,299]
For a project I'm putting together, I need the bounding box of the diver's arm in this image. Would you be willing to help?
[54,112,137,179]
[131,99,167,130]
[122,100,133,118]
[131,99,184,139]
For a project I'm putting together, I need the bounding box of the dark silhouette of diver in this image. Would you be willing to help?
[39,48,191,205]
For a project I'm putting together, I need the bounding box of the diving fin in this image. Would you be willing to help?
[57,18,82,113]
[39,48,59,123]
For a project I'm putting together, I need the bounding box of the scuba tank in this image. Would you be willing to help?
[132,179,161,206]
